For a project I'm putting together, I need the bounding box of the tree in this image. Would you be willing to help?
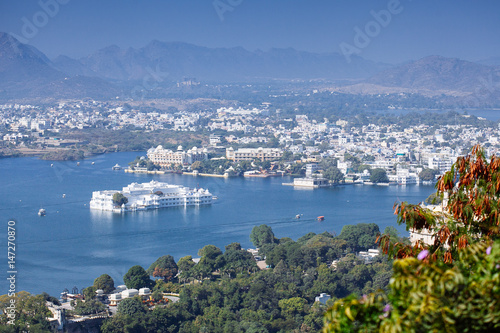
[323,166,344,184]
[324,146,500,332]
[193,245,224,280]
[382,145,500,262]
[73,299,106,315]
[370,168,389,183]
[112,192,128,206]
[0,292,52,330]
[419,168,439,181]
[123,265,153,289]
[147,255,178,281]
[94,274,115,294]
[250,225,277,248]
[323,241,500,332]
[117,297,147,316]
[338,223,380,252]
[177,255,196,278]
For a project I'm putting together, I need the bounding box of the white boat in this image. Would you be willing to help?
[38,208,46,216]
[62,194,66,198]
[91,162,95,165]
[112,164,122,170]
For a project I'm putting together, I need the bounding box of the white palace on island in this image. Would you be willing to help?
[89,180,213,213]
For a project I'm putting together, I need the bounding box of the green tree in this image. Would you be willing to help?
[117,297,147,316]
[112,192,128,206]
[177,255,196,280]
[419,168,439,181]
[193,245,224,280]
[123,265,154,290]
[323,241,500,332]
[0,292,52,331]
[72,299,106,315]
[147,255,178,281]
[278,297,306,317]
[338,223,380,252]
[323,166,344,184]
[250,225,277,248]
[370,168,389,183]
[94,274,115,294]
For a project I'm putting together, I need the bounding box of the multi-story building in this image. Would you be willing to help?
[147,145,208,167]
[226,147,283,162]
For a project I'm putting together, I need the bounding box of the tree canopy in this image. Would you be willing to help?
[112,192,128,206]
[369,168,389,183]
[94,274,115,294]
[250,224,277,248]
[123,265,154,290]
[147,255,178,281]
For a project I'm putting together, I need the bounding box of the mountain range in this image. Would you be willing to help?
[0,32,499,104]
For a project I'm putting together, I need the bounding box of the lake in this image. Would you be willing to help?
[0,152,436,296]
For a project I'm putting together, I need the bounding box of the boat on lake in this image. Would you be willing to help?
[317,216,324,221]
[38,208,46,216]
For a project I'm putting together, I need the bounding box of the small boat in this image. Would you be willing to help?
[38,208,46,216]
[317,216,325,221]
[91,162,95,165]
[62,194,66,198]
[50,164,54,167]
[112,164,122,171]
[77,162,80,166]
[296,214,302,219]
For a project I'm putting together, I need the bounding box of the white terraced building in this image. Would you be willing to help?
[90,180,213,212]
[147,145,208,167]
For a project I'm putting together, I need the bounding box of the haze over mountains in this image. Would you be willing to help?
[0,32,499,104]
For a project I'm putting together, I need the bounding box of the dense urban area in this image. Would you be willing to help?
[1,97,499,186]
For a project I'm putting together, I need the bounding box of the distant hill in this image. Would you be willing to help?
[477,56,500,67]
[2,31,500,105]
[73,40,388,82]
[0,33,119,100]
[365,55,500,94]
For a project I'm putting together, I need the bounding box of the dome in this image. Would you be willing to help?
[115,285,127,291]
[177,145,183,151]
[109,293,121,300]
[139,288,151,295]
[121,289,138,298]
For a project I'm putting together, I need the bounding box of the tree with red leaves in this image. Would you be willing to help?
[379,144,500,263]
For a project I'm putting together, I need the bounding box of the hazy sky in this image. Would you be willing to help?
[0,0,499,64]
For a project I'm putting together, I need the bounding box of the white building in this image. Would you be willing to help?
[428,157,453,174]
[315,293,331,305]
[147,145,208,167]
[226,147,283,162]
[90,180,213,212]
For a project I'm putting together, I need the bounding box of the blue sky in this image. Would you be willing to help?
[0,0,499,64]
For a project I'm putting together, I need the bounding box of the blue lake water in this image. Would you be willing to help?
[0,152,436,297]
